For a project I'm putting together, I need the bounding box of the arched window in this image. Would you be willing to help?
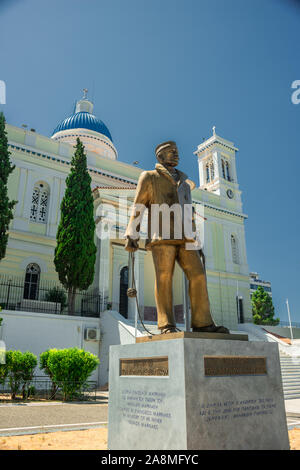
[226,162,230,181]
[222,160,226,179]
[231,235,239,264]
[23,263,40,300]
[30,183,49,223]
[206,164,210,183]
[210,162,215,181]
[119,266,128,318]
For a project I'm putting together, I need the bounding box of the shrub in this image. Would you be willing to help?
[41,348,99,400]
[0,361,8,386]
[252,286,279,326]
[39,350,58,399]
[44,287,67,313]
[6,351,37,399]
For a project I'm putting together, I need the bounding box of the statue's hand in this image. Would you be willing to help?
[125,237,139,252]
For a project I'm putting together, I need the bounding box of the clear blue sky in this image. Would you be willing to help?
[1,0,300,322]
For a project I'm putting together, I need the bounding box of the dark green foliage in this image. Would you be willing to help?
[5,350,37,399]
[252,286,280,326]
[44,287,67,313]
[0,363,8,386]
[39,349,58,398]
[0,112,17,261]
[54,138,96,314]
[0,343,8,386]
[41,348,99,400]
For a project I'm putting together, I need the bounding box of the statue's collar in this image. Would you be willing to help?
[155,163,195,189]
[155,163,187,185]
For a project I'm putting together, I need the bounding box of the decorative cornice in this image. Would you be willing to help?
[193,200,247,220]
[8,143,137,186]
[194,135,238,155]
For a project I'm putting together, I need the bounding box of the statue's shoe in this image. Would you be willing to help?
[160,326,181,334]
[192,324,229,334]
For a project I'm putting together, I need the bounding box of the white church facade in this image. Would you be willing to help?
[0,92,252,332]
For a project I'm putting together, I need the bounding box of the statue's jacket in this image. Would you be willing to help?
[125,163,199,250]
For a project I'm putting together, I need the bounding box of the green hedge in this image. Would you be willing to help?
[4,350,37,399]
[40,348,99,400]
[0,348,100,401]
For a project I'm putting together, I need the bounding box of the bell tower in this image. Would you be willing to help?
[194,127,242,211]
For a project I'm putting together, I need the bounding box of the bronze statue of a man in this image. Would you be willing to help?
[125,140,229,335]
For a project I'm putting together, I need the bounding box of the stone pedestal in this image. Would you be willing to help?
[108,337,290,450]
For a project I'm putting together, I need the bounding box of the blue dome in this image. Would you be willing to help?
[52,111,112,141]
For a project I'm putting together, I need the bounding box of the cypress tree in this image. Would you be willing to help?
[252,286,279,326]
[54,138,97,315]
[0,112,17,262]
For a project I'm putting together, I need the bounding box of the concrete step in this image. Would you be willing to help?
[282,373,300,377]
[283,383,300,389]
[284,393,300,400]
[280,361,300,366]
[280,359,300,363]
[282,373,300,376]
[282,378,300,382]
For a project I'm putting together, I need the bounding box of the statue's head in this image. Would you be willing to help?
[155,141,179,167]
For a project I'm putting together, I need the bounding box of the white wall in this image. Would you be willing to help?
[0,309,144,387]
[99,310,142,387]
[0,310,101,383]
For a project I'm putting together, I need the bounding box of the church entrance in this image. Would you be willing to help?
[119,266,128,318]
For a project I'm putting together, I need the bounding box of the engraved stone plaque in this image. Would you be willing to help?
[120,356,169,376]
[204,356,267,376]
[109,340,289,449]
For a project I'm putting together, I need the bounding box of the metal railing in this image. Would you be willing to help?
[0,274,106,317]
[276,320,300,329]
[0,376,98,401]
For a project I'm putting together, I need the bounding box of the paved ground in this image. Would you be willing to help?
[285,398,300,416]
[285,399,300,430]
[0,395,299,437]
[0,400,108,436]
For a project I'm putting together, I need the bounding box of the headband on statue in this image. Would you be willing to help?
[155,141,176,156]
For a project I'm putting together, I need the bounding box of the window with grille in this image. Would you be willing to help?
[210,162,215,181]
[206,164,210,182]
[206,160,215,182]
[30,183,49,223]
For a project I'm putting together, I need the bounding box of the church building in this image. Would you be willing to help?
[0,92,251,331]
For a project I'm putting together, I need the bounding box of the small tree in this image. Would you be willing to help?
[0,112,17,262]
[54,138,97,315]
[252,286,279,326]
[40,350,58,398]
[0,309,5,382]
[0,317,7,385]
[44,287,67,313]
[41,348,99,400]
[6,350,37,399]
